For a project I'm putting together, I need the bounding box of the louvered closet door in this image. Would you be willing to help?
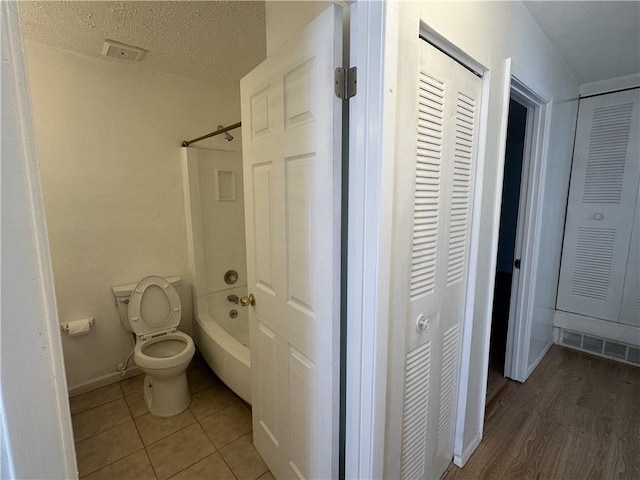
[620,193,640,327]
[557,89,640,321]
[399,41,482,480]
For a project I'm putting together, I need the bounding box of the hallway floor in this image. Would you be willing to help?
[445,345,640,479]
[485,363,509,405]
[69,353,272,480]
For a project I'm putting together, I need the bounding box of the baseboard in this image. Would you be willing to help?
[68,366,142,398]
[454,433,482,467]
[554,310,640,347]
[524,340,553,381]
[555,327,640,367]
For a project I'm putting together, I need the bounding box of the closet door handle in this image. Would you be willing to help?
[594,212,604,221]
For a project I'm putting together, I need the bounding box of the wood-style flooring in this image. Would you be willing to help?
[485,364,509,405]
[445,345,640,480]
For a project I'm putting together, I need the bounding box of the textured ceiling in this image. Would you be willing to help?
[18,1,639,88]
[523,1,640,84]
[18,1,266,90]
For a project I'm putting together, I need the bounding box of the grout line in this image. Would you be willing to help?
[75,358,266,480]
[214,439,239,480]
[69,385,126,416]
[120,378,160,480]
[142,448,160,480]
[73,413,135,446]
[78,446,146,479]
[143,421,202,449]
[71,395,129,422]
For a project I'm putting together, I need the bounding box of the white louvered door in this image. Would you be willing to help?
[240,5,341,479]
[620,193,640,327]
[398,41,482,480]
[557,90,640,321]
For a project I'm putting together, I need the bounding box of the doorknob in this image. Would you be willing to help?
[240,293,256,307]
[416,314,431,332]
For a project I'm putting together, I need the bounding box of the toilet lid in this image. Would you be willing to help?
[128,275,181,337]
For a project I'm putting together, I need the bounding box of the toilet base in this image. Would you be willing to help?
[143,372,191,417]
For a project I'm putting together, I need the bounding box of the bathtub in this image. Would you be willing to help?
[193,287,251,404]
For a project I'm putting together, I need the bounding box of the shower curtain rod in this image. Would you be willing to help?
[182,121,242,147]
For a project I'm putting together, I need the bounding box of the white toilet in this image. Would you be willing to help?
[112,275,195,417]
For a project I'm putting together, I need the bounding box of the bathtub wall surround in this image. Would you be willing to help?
[23,40,242,393]
[182,147,251,403]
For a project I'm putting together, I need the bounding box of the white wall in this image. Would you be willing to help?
[396,0,580,462]
[23,40,242,392]
[182,147,249,346]
[196,149,247,296]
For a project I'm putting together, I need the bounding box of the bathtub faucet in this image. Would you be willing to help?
[227,294,239,304]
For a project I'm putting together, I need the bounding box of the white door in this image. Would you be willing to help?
[392,40,483,480]
[239,5,342,479]
[557,89,640,321]
[620,192,640,327]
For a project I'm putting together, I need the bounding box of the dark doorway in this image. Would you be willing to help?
[487,98,528,403]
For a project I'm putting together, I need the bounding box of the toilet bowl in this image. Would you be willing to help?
[113,275,195,417]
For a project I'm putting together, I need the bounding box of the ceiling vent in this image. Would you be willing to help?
[101,39,146,62]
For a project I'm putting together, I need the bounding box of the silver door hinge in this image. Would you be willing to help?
[335,67,357,100]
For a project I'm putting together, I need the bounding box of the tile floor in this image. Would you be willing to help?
[69,353,273,480]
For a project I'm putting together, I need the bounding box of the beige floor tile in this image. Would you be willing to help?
[187,356,218,394]
[82,449,156,480]
[219,433,268,480]
[256,472,274,480]
[135,409,196,446]
[75,420,143,477]
[73,398,132,442]
[168,452,235,480]
[124,389,149,418]
[200,402,252,449]
[189,383,241,420]
[121,373,145,397]
[147,423,216,480]
[70,383,123,415]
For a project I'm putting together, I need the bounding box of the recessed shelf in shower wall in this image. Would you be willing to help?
[215,170,236,201]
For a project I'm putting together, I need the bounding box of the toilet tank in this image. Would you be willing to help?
[112,276,182,333]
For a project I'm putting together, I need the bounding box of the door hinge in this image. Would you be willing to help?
[335,67,357,100]
[514,258,521,269]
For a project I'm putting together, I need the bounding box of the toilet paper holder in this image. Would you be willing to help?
[60,318,95,335]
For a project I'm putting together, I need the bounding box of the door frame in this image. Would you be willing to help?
[344,2,397,479]
[344,9,557,477]
[1,2,77,477]
[501,62,554,382]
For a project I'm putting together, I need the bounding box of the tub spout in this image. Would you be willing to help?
[227,294,239,304]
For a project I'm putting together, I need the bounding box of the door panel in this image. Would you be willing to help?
[240,5,342,479]
[252,163,276,294]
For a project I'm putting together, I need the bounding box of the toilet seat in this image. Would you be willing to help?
[128,275,182,338]
[134,330,194,371]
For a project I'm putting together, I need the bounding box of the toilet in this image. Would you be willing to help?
[112,275,195,417]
